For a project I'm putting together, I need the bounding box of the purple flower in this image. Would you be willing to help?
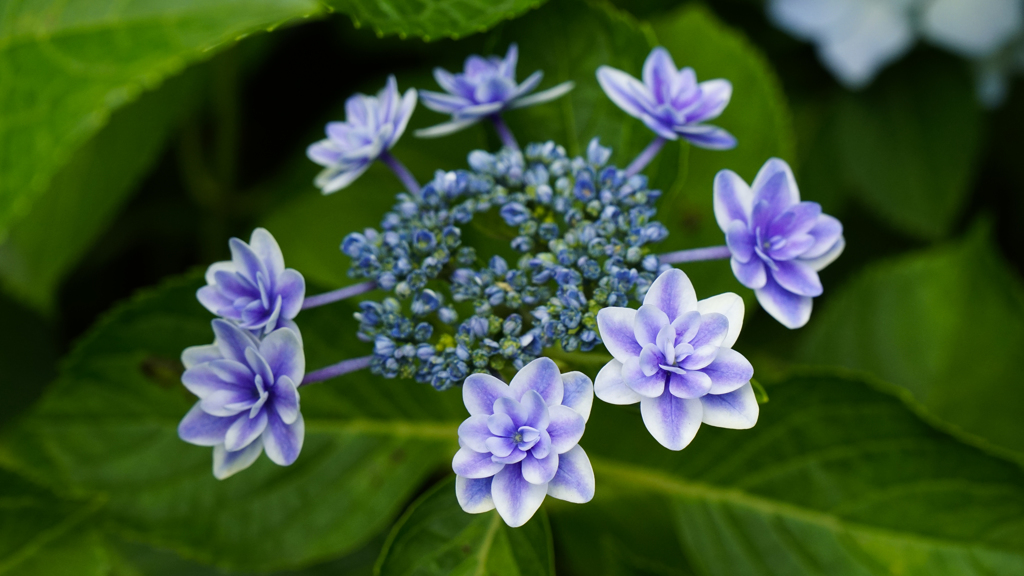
[596,47,736,150]
[714,158,844,329]
[307,75,417,193]
[595,269,757,451]
[453,357,595,527]
[197,228,305,336]
[178,320,305,479]
[416,44,575,138]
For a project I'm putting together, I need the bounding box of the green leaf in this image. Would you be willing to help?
[0,0,320,238]
[0,65,206,312]
[0,468,109,576]
[552,372,1024,575]
[831,56,982,240]
[0,275,464,571]
[325,0,546,41]
[798,221,1024,463]
[375,476,555,576]
[650,5,796,304]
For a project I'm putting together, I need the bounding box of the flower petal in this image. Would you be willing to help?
[596,307,641,362]
[458,416,493,454]
[213,439,263,480]
[463,373,512,416]
[419,90,471,114]
[676,123,737,150]
[262,411,304,466]
[714,169,754,231]
[181,360,252,398]
[671,310,702,347]
[756,276,813,329]
[732,257,767,289]
[802,214,844,259]
[492,463,548,527]
[560,372,594,422]
[751,158,800,228]
[640,393,703,450]
[178,403,233,446]
[456,476,495,514]
[622,356,667,398]
[687,79,732,123]
[224,410,268,452]
[701,382,759,429]
[634,305,670,346]
[643,268,697,322]
[453,447,504,479]
[520,390,551,430]
[690,312,729,349]
[276,270,306,320]
[414,118,482,138]
[547,405,585,454]
[702,348,754,395]
[771,260,823,297]
[492,449,527,465]
[259,327,305,385]
[597,65,654,118]
[546,445,595,504]
[487,413,517,438]
[494,397,532,428]
[510,357,563,406]
[212,319,260,364]
[248,228,285,280]
[697,292,744,349]
[509,80,575,109]
[181,344,222,370]
[594,360,643,405]
[317,162,372,194]
[522,452,559,485]
[726,220,755,263]
[680,345,718,371]
[668,370,713,399]
[272,375,300,425]
[642,47,679,104]
[486,436,516,458]
[800,235,845,272]
[200,388,256,417]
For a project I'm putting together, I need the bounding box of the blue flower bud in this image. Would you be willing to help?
[489,255,509,275]
[587,137,612,167]
[378,272,397,291]
[511,236,534,252]
[439,306,458,324]
[374,335,395,356]
[414,322,434,340]
[642,254,660,272]
[500,202,531,226]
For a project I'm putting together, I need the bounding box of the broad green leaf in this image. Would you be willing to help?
[831,56,982,240]
[376,477,554,576]
[551,372,1024,575]
[798,222,1024,463]
[325,0,546,41]
[0,291,56,430]
[650,5,796,304]
[0,468,108,576]
[0,65,206,312]
[0,0,320,238]
[0,275,464,571]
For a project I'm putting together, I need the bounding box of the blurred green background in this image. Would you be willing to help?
[1,0,1023,574]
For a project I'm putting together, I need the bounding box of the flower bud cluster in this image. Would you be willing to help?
[344,139,670,390]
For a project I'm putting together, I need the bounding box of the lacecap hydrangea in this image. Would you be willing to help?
[174,44,844,528]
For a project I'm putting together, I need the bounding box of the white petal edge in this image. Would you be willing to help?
[701,382,759,429]
[594,360,643,405]
[696,292,745,349]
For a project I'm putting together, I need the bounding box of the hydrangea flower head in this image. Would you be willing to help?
[595,269,757,450]
[596,47,736,149]
[307,75,417,192]
[197,228,305,336]
[417,44,575,137]
[453,357,595,527]
[714,158,844,329]
[178,320,305,479]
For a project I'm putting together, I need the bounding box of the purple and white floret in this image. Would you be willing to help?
[597,47,736,150]
[453,357,596,527]
[714,158,844,329]
[307,75,417,193]
[416,44,575,138]
[197,228,305,336]
[178,320,306,479]
[595,269,757,451]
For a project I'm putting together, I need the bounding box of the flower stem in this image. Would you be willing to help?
[490,115,520,151]
[659,245,732,264]
[379,151,421,196]
[301,281,377,310]
[301,355,373,386]
[625,136,667,178]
